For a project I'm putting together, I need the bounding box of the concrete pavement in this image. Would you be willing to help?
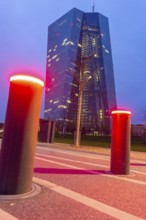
[0,141,146,219]
[39,142,146,160]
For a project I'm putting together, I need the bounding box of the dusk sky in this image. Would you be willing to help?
[0,0,146,124]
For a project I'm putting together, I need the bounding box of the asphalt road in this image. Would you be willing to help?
[0,142,146,220]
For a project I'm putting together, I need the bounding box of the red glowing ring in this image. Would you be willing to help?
[10,75,44,87]
[112,110,131,115]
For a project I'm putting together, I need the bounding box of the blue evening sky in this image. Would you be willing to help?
[0,0,146,124]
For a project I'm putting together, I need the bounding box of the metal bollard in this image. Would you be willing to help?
[110,110,131,175]
[0,75,44,195]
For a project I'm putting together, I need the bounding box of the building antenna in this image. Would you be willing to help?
[92,1,95,12]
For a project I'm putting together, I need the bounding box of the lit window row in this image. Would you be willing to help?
[48,44,58,54]
[76,17,81,22]
[78,43,82,47]
[52,54,58,59]
[59,19,67,26]
[99,109,103,120]
[71,83,77,87]
[84,70,90,74]
[68,67,75,72]
[62,38,68,46]
[65,119,73,122]
[67,100,71,103]
[67,41,74,45]
[92,39,96,46]
[44,108,52,113]
[105,49,109,54]
[57,118,64,121]
[53,100,59,104]
[53,45,57,51]
[58,105,67,109]
[62,40,75,46]
[102,45,110,54]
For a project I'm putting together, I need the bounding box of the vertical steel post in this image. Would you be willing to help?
[110,110,131,175]
[0,75,44,195]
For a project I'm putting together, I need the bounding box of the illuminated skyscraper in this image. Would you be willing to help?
[45,8,117,133]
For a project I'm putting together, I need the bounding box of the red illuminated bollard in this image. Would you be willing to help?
[110,110,131,175]
[0,75,44,195]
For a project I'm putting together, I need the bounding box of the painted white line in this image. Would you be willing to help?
[130,159,146,164]
[35,156,146,186]
[46,147,146,165]
[33,177,144,220]
[36,152,146,176]
[35,156,98,174]
[37,145,146,164]
[0,208,19,220]
[37,146,109,161]
[37,147,146,175]
[107,170,146,186]
[131,170,146,175]
[103,174,146,185]
[36,153,109,168]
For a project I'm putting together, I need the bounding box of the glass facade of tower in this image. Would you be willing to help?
[45,8,117,133]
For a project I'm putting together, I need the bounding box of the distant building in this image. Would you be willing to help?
[44,8,117,133]
[131,124,146,137]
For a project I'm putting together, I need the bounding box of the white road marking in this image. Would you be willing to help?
[33,177,144,220]
[36,152,146,175]
[130,159,146,163]
[36,153,109,168]
[35,156,98,174]
[102,173,146,186]
[37,146,146,164]
[35,156,146,186]
[131,169,146,175]
[37,146,109,160]
[0,208,19,220]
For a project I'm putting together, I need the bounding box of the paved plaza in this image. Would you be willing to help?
[0,141,146,220]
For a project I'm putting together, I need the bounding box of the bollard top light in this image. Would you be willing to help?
[10,75,44,87]
[112,110,131,115]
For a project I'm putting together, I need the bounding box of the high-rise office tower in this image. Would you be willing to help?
[45,8,117,133]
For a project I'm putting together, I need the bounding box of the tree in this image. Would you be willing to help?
[75,57,92,147]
